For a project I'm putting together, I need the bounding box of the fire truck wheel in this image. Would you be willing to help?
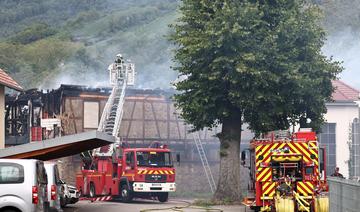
[89,183,96,198]
[249,206,260,212]
[121,184,133,202]
[157,192,169,203]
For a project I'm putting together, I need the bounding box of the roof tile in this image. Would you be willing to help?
[0,68,23,91]
[332,80,359,101]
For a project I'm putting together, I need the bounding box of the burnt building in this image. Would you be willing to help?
[5,84,250,195]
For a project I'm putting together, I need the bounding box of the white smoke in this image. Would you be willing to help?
[323,28,360,89]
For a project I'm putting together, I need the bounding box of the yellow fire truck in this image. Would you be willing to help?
[241,129,329,212]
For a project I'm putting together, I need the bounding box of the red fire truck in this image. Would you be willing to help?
[241,129,329,212]
[76,143,177,202]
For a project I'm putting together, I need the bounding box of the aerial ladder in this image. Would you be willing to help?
[81,54,135,161]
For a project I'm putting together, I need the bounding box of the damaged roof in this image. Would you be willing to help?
[0,68,23,91]
[0,131,114,161]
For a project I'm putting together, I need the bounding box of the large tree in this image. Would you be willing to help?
[170,0,341,201]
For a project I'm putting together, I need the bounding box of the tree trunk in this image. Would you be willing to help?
[213,116,242,202]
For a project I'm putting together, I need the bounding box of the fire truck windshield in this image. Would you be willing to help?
[136,151,173,167]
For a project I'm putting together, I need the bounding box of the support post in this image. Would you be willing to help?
[0,85,5,149]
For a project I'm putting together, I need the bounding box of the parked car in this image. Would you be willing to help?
[44,162,62,211]
[66,184,80,204]
[0,159,49,212]
[59,180,80,207]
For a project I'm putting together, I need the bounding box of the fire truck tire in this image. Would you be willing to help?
[249,206,260,212]
[89,183,96,198]
[120,184,133,202]
[157,192,169,203]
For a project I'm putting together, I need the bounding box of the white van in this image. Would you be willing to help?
[0,159,48,212]
[44,163,62,211]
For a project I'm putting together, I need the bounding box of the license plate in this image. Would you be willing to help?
[152,183,161,186]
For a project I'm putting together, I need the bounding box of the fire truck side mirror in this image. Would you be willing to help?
[241,151,246,166]
[176,153,181,165]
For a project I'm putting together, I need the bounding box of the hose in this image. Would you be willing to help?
[139,200,224,212]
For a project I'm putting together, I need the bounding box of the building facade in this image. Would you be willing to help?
[319,80,360,178]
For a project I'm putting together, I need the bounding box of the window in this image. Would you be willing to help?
[351,119,360,178]
[318,123,336,176]
[0,163,24,184]
[136,151,173,167]
[36,162,48,185]
[305,167,314,175]
[83,101,99,129]
[126,152,135,166]
[54,165,61,185]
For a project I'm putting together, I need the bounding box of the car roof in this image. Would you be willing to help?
[0,159,39,164]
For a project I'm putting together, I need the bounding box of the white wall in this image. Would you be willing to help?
[324,102,359,178]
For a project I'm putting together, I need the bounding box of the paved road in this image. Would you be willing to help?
[63,199,246,212]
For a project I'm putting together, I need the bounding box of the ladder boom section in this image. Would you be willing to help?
[98,86,116,132]
[112,82,126,137]
[94,54,135,157]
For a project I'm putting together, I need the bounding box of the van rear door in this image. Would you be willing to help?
[36,161,48,212]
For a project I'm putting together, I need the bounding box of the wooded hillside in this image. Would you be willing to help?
[0,0,357,89]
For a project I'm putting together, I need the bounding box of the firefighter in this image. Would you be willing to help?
[331,167,345,178]
[278,176,292,196]
[115,54,124,64]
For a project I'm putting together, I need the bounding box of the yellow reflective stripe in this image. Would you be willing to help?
[256,145,268,167]
[257,168,270,181]
[256,144,271,159]
[307,147,319,164]
[298,182,313,195]
[288,143,309,162]
[256,143,278,168]
[309,141,318,148]
[256,167,263,180]
[262,182,270,189]
[148,170,154,174]
[262,144,275,162]
[264,183,276,196]
[305,182,314,193]
[159,170,164,174]
[296,143,312,162]
[153,171,159,174]
[169,171,174,174]
[164,170,169,174]
[256,145,264,154]
[263,170,272,182]
[297,185,308,196]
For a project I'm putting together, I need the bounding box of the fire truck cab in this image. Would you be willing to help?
[241,129,329,212]
[76,143,176,202]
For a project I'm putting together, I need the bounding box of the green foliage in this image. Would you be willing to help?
[170,0,342,134]
[65,10,101,29]
[9,23,57,44]
[0,36,80,87]
[0,0,178,89]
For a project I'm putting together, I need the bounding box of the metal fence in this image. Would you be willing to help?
[328,177,360,212]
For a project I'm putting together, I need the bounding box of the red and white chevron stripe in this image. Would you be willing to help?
[80,196,113,202]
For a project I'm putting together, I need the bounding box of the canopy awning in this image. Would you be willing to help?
[0,131,114,161]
